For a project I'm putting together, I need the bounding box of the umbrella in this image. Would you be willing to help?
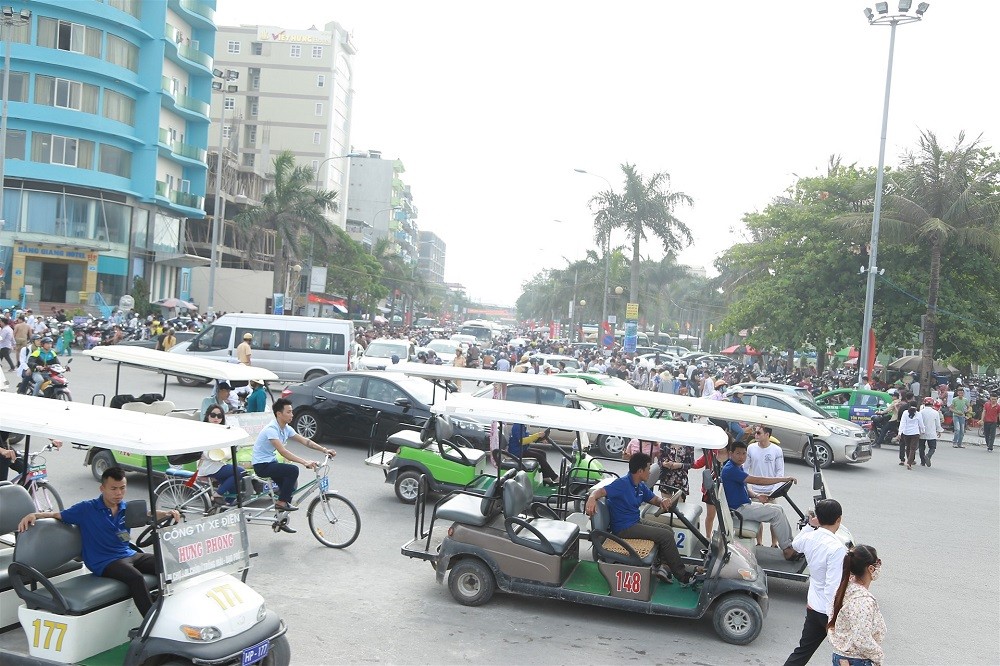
[153,297,198,310]
[887,355,954,374]
[721,344,760,355]
[835,346,859,360]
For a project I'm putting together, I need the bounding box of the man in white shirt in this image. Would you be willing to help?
[744,426,785,546]
[918,398,943,467]
[783,498,847,666]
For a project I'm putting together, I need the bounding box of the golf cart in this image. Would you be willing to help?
[401,398,773,645]
[0,392,289,665]
[570,385,855,582]
[81,346,278,481]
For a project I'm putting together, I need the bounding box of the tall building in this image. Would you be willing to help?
[344,151,418,263]
[209,22,355,229]
[0,0,217,309]
[417,230,445,283]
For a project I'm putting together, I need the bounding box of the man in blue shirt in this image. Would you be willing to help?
[252,398,336,523]
[17,467,180,616]
[507,424,558,484]
[584,453,694,584]
[719,440,799,560]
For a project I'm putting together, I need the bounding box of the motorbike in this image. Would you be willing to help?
[16,360,72,401]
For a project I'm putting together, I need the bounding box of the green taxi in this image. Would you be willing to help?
[815,389,892,428]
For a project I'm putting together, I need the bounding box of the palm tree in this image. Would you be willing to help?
[590,163,693,303]
[235,151,338,296]
[840,131,1000,394]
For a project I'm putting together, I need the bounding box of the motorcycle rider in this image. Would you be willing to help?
[28,336,60,396]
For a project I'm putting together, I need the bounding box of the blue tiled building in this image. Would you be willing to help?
[0,0,216,309]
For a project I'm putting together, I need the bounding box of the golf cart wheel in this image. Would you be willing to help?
[448,559,495,606]
[394,470,422,504]
[260,634,291,665]
[596,434,627,457]
[176,375,211,387]
[90,450,116,482]
[292,411,321,440]
[712,594,763,645]
[803,441,834,469]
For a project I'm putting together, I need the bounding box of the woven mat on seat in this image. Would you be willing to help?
[602,537,654,558]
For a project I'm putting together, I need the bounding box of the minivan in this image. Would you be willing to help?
[356,338,416,370]
[172,313,354,383]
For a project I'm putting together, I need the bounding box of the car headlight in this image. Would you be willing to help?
[828,424,851,436]
[180,625,222,642]
[450,418,488,432]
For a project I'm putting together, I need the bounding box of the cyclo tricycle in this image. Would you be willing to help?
[401,397,771,645]
[0,392,290,665]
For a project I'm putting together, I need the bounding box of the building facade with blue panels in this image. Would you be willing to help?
[0,0,216,309]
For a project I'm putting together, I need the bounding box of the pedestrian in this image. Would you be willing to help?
[950,387,971,448]
[982,394,999,452]
[827,544,886,666]
[236,332,253,366]
[0,317,15,371]
[898,401,923,470]
[918,397,942,467]
[12,314,30,361]
[783,499,848,666]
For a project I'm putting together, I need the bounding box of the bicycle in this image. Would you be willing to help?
[5,443,64,512]
[153,454,360,549]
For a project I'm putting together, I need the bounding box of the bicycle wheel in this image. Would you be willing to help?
[154,479,210,517]
[307,493,360,549]
[32,482,64,512]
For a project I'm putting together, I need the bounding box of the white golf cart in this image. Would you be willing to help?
[0,392,289,665]
[570,385,855,582]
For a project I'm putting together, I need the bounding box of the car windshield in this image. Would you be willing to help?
[796,397,833,418]
[395,377,437,405]
[366,341,405,358]
[427,340,458,354]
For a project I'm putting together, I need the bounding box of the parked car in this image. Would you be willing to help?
[731,388,872,468]
[114,331,197,349]
[283,371,438,447]
[814,389,892,428]
[729,382,815,403]
[356,338,416,370]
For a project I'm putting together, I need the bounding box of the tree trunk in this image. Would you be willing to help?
[919,232,941,398]
[630,231,640,304]
[786,346,795,375]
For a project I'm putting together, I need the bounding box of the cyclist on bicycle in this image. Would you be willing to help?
[0,432,62,480]
[251,398,336,518]
[27,336,59,396]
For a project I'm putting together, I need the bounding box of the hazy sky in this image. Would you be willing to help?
[215,0,997,307]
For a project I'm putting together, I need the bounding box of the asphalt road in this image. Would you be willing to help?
[2,359,998,665]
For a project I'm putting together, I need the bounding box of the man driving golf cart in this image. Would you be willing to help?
[585,452,698,584]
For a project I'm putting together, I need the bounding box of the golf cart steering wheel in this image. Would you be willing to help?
[136,515,177,549]
[767,480,794,501]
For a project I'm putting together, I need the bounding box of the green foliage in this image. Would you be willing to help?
[130,276,151,316]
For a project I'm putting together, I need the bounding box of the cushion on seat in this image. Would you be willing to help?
[514,518,580,553]
[499,458,539,473]
[503,472,580,555]
[436,494,494,527]
[601,537,655,559]
[591,499,657,566]
[640,501,704,528]
[26,573,156,615]
[731,511,762,539]
[441,446,486,466]
[388,430,429,449]
[0,554,82,594]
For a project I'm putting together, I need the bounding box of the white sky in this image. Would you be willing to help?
[215,0,998,307]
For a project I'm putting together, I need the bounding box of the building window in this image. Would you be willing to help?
[315,102,323,116]
[32,133,94,168]
[105,34,139,72]
[180,179,191,193]
[34,76,99,113]
[316,74,325,88]
[248,96,259,116]
[227,40,241,54]
[312,45,323,58]
[37,18,102,58]
[222,125,232,140]
[249,68,260,90]
[98,144,132,177]
[103,89,136,125]
[246,126,257,145]
[107,0,142,19]
[289,44,301,58]
[312,132,321,145]
[4,129,26,160]
[251,42,262,55]
[311,159,319,172]
[224,96,235,111]
[0,71,27,102]
[243,153,255,168]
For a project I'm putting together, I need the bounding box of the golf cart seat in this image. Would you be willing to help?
[435,469,515,527]
[9,519,157,615]
[498,457,539,473]
[640,500,704,529]
[388,429,431,450]
[121,400,175,416]
[0,485,83,594]
[591,499,656,566]
[503,471,579,556]
[440,443,487,466]
[730,508,763,539]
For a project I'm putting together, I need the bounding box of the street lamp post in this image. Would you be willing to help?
[207,68,239,316]
[857,1,929,389]
[573,168,614,329]
[286,263,302,315]
[0,7,31,243]
[313,152,365,190]
[578,299,586,343]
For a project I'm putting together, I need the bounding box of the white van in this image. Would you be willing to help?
[173,313,353,382]
[356,338,415,370]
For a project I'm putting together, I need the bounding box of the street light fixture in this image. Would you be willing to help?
[857,1,928,390]
[207,68,240,315]
[0,6,31,250]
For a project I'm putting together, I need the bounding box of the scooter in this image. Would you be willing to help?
[16,360,72,401]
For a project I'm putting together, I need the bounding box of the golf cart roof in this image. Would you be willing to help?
[438,395,729,450]
[83,346,279,383]
[572,385,832,438]
[0,392,249,455]
[387,363,587,390]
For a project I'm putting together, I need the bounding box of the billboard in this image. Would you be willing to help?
[256,26,332,45]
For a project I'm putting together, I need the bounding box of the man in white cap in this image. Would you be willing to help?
[236,332,253,365]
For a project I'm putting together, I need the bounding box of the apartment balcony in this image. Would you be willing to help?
[156,180,204,211]
[160,76,210,119]
[172,0,216,29]
[165,23,213,73]
[158,128,207,165]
